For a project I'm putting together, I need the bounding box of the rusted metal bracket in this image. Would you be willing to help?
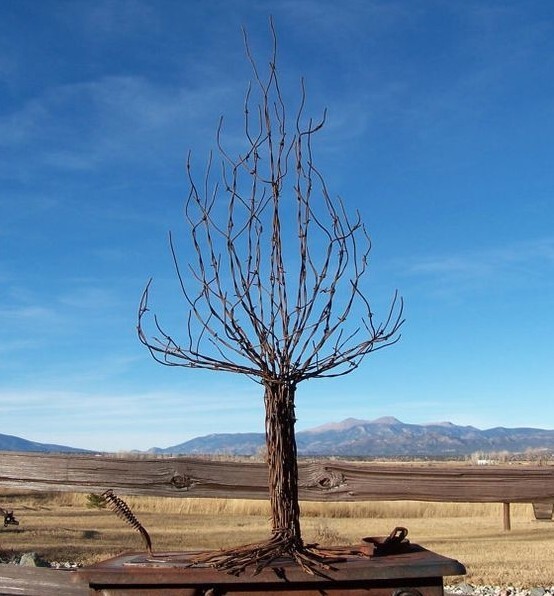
[0,507,19,528]
[362,526,411,556]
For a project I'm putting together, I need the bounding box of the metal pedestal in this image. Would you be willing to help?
[79,544,465,595]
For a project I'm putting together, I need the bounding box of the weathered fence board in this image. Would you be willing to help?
[1,452,553,503]
[0,565,88,595]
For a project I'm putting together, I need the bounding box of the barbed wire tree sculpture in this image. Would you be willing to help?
[138,21,404,575]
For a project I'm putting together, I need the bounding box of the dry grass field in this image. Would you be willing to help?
[1,490,553,588]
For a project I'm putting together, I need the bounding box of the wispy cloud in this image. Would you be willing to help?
[401,237,554,295]
[0,75,238,177]
[0,278,134,372]
[1,280,124,322]
[0,304,60,324]
[275,0,409,41]
[56,0,160,39]
[0,338,43,355]
[0,385,264,451]
[58,286,120,310]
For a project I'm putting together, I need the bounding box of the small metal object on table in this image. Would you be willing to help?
[78,543,465,595]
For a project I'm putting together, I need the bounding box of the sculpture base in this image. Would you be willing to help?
[78,544,465,595]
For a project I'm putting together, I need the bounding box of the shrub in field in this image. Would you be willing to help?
[86,494,107,509]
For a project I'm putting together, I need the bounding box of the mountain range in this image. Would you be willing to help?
[3,417,554,457]
[0,432,91,454]
[148,416,554,457]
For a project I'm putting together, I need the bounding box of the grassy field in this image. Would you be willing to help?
[1,491,553,588]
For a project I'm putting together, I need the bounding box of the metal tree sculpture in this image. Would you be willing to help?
[138,24,403,575]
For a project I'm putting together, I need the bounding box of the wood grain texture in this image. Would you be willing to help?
[0,565,88,595]
[1,452,553,503]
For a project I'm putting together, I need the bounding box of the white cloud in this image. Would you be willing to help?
[61,0,160,38]
[0,304,58,322]
[0,385,264,451]
[0,75,239,175]
[0,280,127,334]
[58,286,120,310]
[274,0,409,40]
[0,338,42,355]
[402,237,554,293]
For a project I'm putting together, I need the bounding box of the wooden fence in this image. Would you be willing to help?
[1,452,553,504]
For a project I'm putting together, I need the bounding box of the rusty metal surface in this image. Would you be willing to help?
[79,545,465,593]
[92,580,444,595]
[0,545,462,595]
[362,527,411,557]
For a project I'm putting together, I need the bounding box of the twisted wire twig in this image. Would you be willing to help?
[102,489,153,556]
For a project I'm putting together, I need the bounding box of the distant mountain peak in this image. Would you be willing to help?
[371,416,402,425]
[304,418,368,433]
[305,416,406,434]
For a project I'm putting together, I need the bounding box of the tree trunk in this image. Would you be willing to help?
[264,380,302,544]
[195,382,332,574]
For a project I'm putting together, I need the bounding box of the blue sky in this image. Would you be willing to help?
[2,0,553,452]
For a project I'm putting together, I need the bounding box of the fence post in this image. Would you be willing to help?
[503,502,511,531]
